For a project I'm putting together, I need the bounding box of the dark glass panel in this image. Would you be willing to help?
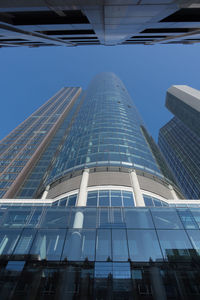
[157,230,194,261]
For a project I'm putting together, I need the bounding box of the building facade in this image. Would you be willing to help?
[1,74,200,299]
[1,1,200,47]
[159,85,200,199]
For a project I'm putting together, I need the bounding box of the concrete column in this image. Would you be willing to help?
[77,168,89,207]
[130,170,145,206]
[168,184,179,200]
[41,185,50,199]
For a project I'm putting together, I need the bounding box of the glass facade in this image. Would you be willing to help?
[87,189,135,207]
[44,73,162,187]
[0,206,199,299]
[0,87,81,198]
[0,206,198,261]
[159,117,200,199]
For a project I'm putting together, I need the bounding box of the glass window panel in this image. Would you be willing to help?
[83,208,97,228]
[122,191,134,207]
[87,197,97,207]
[14,228,36,255]
[111,208,125,228]
[27,208,43,227]
[99,197,109,207]
[153,199,162,207]
[112,262,131,279]
[111,196,122,207]
[68,195,77,207]
[99,190,109,197]
[30,229,66,260]
[96,229,112,261]
[123,197,135,207]
[124,208,154,229]
[0,210,6,226]
[151,208,183,229]
[0,229,21,255]
[157,230,194,261]
[187,230,200,256]
[111,191,121,197]
[177,209,198,229]
[127,230,163,262]
[94,262,112,278]
[98,208,110,228]
[112,229,128,261]
[190,209,200,228]
[6,261,25,272]
[87,191,98,199]
[143,196,153,207]
[40,208,70,228]
[59,198,68,207]
[3,209,32,228]
[62,229,96,261]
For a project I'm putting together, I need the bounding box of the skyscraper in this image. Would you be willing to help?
[159,85,200,199]
[0,1,200,47]
[0,73,200,299]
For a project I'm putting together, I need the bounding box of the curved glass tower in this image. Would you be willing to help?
[47,72,162,184]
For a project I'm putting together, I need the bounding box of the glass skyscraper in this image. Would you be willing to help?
[1,74,200,299]
[159,85,200,199]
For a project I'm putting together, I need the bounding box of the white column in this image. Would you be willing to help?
[73,211,84,228]
[130,170,145,206]
[168,184,179,200]
[76,168,89,206]
[41,185,50,200]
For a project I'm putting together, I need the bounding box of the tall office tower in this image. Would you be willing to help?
[1,74,200,299]
[0,1,200,47]
[159,85,200,199]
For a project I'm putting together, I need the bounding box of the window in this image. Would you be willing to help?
[30,229,66,260]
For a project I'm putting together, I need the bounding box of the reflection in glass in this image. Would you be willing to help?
[40,208,70,228]
[127,230,163,262]
[177,209,198,229]
[187,230,200,255]
[14,229,36,255]
[62,229,96,261]
[96,229,111,261]
[151,208,183,229]
[112,229,128,261]
[124,208,154,228]
[190,209,200,228]
[0,229,21,255]
[30,229,66,260]
[28,209,43,227]
[98,208,110,228]
[3,209,32,228]
[122,191,134,207]
[157,230,194,260]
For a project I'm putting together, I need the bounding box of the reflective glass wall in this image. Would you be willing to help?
[45,73,162,186]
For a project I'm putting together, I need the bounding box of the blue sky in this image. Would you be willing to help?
[0,44,200,141]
